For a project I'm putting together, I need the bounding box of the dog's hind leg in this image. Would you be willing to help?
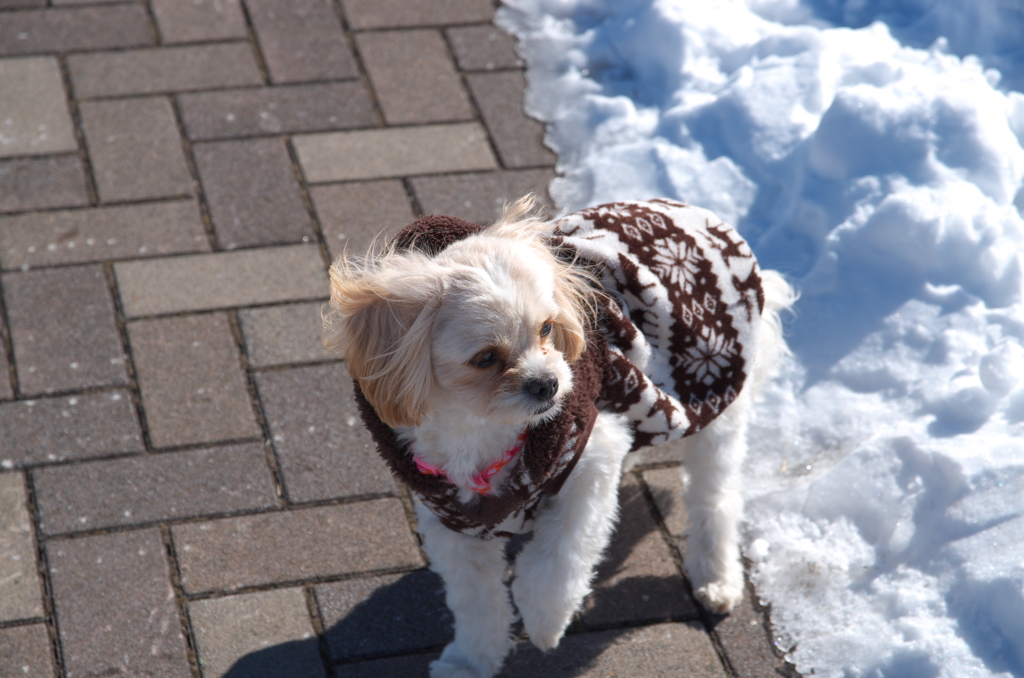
[682,270,794,614]
[416,504,514,678]
[680,389,750,614]
[511,412,633,651]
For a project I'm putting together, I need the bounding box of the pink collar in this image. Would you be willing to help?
[413,431,527,496]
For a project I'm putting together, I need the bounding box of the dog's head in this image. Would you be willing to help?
[323,197,593,429]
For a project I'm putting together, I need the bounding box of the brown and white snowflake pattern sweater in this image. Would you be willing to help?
[552,199,764,449]
[352,200,763,538]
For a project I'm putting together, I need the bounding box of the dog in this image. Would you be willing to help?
[323,196,793,678]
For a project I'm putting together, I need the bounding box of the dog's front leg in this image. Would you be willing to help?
[416,504,513,678]
[512,413,632,650]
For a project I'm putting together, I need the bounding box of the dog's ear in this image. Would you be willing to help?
[550,266,589,363]
[324,258,440,428]
[487,196,593,363]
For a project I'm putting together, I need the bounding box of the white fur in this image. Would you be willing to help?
[510,412,632,649]
[325,204,795,677]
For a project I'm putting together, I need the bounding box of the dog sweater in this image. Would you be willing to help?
[352,200,764,539]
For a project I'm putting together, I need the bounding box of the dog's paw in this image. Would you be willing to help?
[429,660,485,678]
[523,612,571,652]
[693,577,744,614]
[685,541,744,614]
[512,574,576,651]
[514,589,573,651]
[429,642,500,678]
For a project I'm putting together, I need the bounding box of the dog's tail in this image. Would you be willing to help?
[749,269,798,394]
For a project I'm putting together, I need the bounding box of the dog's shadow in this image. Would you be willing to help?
[218,481,705,678]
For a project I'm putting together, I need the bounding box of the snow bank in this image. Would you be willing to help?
[498,1,1024,675]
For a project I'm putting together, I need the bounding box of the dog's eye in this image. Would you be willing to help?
[540,322,552,338]
[473,351,498,368]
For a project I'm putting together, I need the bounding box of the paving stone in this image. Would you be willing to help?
[333,623,726,677]
[0,342,12,401]
[33,443,278,536]
[633,436,687,466]
[410,168,554,225]
[0,57,77,157]
[254,363,395,503]
[247,0,358,84]
[339,0,494,29]
[333,653,435,678]
[310,180,414,260]
[0,390,143,468]
[626,466,792,677]
[0,473,44,622]
[356,30,473,125]
[194,138,315,249]
[239,301,335,367]
[189,588,325,678]
[642,466,688,542]
[714,579,799,678]
[152,0,248,44]
[317,570,451,662]
[294,123,497,183]
[643,464,795,674]
[0,624,56,678]
[172,499,423,594]
[178,83,376,141]
[68,44,263,99]
[0,155,88,213]
[3,265,127,396]
[0,200,210,270]
[80,97,193,203]
[0,5,152,56]
[446,24,522,71]
[581,475,698,629]
[501,622,727,677]
[47,529,192,678]
[128,313,261,448]
[115,245,326,317]
[466,71,556,169]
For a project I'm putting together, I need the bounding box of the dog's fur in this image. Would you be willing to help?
[324,197,794,678]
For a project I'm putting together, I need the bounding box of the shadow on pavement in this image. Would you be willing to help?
[218,484,703,677]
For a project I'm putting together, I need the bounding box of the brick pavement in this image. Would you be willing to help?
[0,1,798,676]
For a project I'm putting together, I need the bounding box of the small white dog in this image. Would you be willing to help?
[324,197,793,678]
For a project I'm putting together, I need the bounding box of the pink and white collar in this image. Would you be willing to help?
[413,431,527,496]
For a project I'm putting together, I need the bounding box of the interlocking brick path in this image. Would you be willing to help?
[0,2,798,676]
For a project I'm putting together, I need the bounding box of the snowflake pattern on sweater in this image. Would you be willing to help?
[552,199,763,449]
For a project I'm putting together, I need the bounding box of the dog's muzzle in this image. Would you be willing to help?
[524,376,558,412]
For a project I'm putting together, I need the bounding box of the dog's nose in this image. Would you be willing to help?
[524,377,558,402]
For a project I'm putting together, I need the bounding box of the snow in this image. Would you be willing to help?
[497,1,1024,676]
